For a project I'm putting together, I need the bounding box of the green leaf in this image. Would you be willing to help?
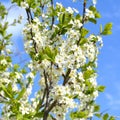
[95,12,101,18]
[59,13,65,24]
[94,104,100,112]
[76,14,81,19]
[101,23,113,35]
[89,18,97,24]
[1,84,12,99]
[11,0,21,6]
[102,113,109,120]
[4,34,12,40]
[83,69,95,80]
[81,28,89,37]
[70,111,89,119]
[21,69,27,74]
[7,83,13,94]
[14,64,20,71]
[89,6,96,12]
[97,85,106,92]
[59,12,72,25]
[80,38,88,45]
[44,46,54,62]
[0,3,7,19]
[16,88,26,100]
[109,116,116,120]
[89,6,101,19]
[37,46,57,62]
[34,111,44,118]
[95,113,101,118]
[17,114,23,120]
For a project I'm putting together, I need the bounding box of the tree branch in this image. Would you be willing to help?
[43,70,51,120]
[63,68,71,86]
[43,100,57,120]
[50,0,54,29]
[25,8,38,53]
[43,70,49,109]
[77,0,87,45]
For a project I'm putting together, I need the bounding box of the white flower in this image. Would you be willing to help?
[21,2,29,9]
[66,7,74,14]
[33,17,40,24]
[92,0,97,6]
[70,20,83,28]
[26,84,32,95]
[12,83,18,91]
[26,72,34,79]
[97,35,103,47]
[15,72,22,79]
[1,59,7,65]
[74,19,82,28]
[28,61,34,71]
[40,59,51,69]
[73,8,79,13]
[78,72,84,81]
[85,9,95,18]
[56,2,63,10]
[93,90,98,98]
[20,103,30,115]
[51,85,70,99]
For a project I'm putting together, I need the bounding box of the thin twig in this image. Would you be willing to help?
[43,70,50,120]
[63,68,71,86]
[25,8,38,53]
[77,0,87,45]
[50,0,54,29]
[0,94,7,100]
[43,99,57,120]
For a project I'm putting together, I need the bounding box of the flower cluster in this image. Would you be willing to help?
[20,0,103,119]
[0,0,113,120]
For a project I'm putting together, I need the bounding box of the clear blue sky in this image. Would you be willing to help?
[1,0,120,118]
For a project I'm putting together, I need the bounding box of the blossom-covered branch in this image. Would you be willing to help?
[0,0,114,120]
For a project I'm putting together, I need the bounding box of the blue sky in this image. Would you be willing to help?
[96,0,120,117]
[1,0,120,119]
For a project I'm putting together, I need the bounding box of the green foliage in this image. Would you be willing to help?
[70,111,89,119]
[11,0,22,6]
[97,85,106,92]
[79,38,88,45]
[81,28,89,38]
[101,23,113,35]
[102,113,116,120]
[103,113,109,120]
[89,18,97,24]
[88,6,101,24]
[83,69,95,80]
[94,104,100,112]
[16,88,26,100]
[0,0,114,120]
[0,2,7,19]
[36,46,58,62]
[89,6,101,19]
[59,12,72,25]
[1,84,13,99]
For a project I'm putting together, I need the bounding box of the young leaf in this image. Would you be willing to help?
[16,87,26,100]
[102,113,109,120]
[1,84,12,99]
[97,85,106,92]
[89,18,97,24]
[94,104,100,112]
[101,23,113,35]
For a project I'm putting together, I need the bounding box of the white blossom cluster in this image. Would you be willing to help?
[21,1,102,119]
[0,0,105,119]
